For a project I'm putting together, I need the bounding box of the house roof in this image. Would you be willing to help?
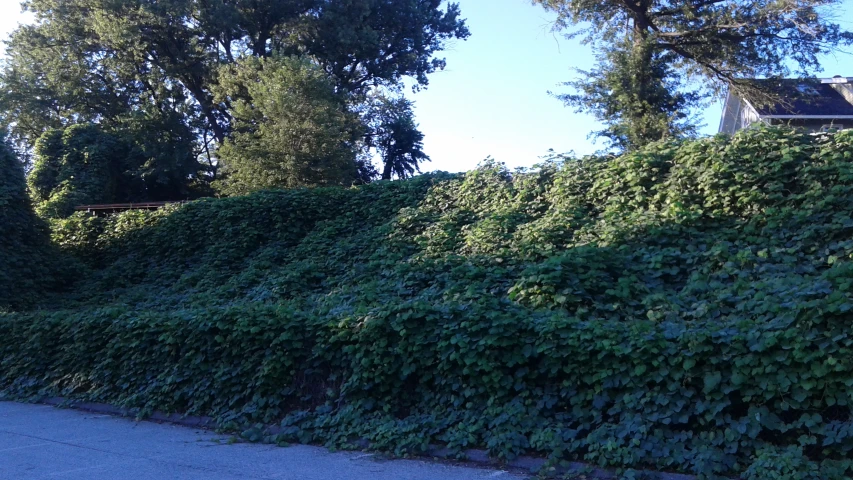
[744,78,853,117]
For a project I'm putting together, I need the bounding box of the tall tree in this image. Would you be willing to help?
[534,0,853,150]
[566,43,702,150]
[212,56,364,196]
[363,93,430,180]
[1,0,469,164]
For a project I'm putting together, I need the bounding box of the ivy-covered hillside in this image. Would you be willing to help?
[4,127,853,478]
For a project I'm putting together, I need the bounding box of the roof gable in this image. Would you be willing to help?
[744,78,853,117]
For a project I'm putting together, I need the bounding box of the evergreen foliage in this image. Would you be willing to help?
[0,0,468,172]
[534,0,853,150]
[212,56,364,195]
[562,42,702,151]
[5,128,853,478]
[363,94,431,180]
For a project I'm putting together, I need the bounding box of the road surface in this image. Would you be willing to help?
[0,401,528,480]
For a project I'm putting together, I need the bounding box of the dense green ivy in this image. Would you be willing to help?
[28,124,204,219]
[4,127,853,479]
[0,134,72,311]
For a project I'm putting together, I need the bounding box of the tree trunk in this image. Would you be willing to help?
[183,80,227,144]
[382,159,393,180]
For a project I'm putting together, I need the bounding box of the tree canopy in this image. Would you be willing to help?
[534,0,853,149]
[1,0,468,165]
[212,56,364,196]
[362,93,430,180]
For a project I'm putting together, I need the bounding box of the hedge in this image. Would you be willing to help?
[4,127,853,479]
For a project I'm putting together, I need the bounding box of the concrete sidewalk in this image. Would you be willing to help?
[0,402,528,480]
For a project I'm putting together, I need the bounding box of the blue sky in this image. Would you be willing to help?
[1,0,851,173]
[409,0,853,172]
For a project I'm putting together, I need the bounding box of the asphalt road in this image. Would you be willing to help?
[0,402,527,480]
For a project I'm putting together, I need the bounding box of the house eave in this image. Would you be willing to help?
[757,115,853,119]
[742,97,759,117]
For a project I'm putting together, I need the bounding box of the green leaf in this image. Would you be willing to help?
[704,371,722,393]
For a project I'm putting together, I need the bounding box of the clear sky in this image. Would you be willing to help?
[1,1,851,173]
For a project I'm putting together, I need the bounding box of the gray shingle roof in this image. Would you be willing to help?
[746,78,853,117]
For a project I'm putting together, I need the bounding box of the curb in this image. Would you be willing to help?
[33,397,695,480]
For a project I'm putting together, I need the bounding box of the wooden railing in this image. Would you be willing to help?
[74,201,183,215]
